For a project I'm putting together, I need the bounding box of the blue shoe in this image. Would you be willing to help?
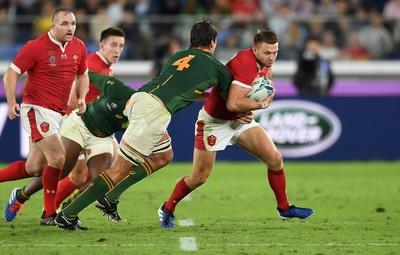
[278,205,314,220]
[158,202,175,228]
[4,188,24,222]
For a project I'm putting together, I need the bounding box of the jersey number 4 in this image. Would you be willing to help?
[172,55,195,71]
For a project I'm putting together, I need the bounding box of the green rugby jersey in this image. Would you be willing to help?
[81,71,135,137]
[81,48,231,137]
[138,48,232,114]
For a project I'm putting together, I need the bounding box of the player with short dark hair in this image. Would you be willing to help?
[2,8,89,224]
[158,30,314,228]
[54,19,237,230]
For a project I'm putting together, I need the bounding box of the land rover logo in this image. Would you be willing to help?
[255,100,341,158]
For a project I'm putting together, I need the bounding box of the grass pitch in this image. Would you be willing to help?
[0,161,399,255]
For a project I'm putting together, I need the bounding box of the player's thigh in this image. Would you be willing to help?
[236,125,282,167]
[87,153,113,180]
[25,141,47,176]
[36,133,66,167]
[61,136,84,177]
[20,104,63,143]
[146,131,174,171]
[68,159,88,183]
[123,92,171,156]
[192,149,216,178]
[185,149,217,188]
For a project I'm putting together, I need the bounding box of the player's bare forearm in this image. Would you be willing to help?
[3,67,21,119]
[226,83,267,112]
[74,73,89,115]
[75,73,89,100]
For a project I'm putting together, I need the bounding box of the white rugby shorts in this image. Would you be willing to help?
[194,107,259,151]
[122,92,171,156]
[60,111,115,161]
[20,103,63,142]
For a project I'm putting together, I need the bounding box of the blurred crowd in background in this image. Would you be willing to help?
[0,0,399,62]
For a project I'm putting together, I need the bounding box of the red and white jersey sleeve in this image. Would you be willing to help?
[85,52,112,103]
[12,32,88,114]
[203,48,260,120]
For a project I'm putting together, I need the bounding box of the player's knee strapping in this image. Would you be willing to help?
[118,143,145,166]
[152,137,172,154]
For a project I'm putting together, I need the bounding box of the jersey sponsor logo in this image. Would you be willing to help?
[40,122,49,133]
[207,135,217,146]
[49,55,56,66]
[255,100,341,158]
[61,53,67,59]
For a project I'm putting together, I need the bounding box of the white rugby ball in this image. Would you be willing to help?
[246,77,274,102]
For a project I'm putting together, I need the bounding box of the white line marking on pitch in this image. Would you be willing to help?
[1,242,398,247]
[178,219,197,251]
[178,218,195,227]
[180,237,198,251]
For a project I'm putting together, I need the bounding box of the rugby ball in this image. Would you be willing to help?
[246,77,274,102]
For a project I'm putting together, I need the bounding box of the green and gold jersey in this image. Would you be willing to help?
[81,48,231,137]
[81,71,135,137]
[138,48,232,114]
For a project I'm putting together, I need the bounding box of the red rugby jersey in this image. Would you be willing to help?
[11,32,88,114]
[85,52,113,103]
[203,48,260,120]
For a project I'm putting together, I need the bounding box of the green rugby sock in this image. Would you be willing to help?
[106,160,153,201]
[16,187,30,203]
[62,172,115,218]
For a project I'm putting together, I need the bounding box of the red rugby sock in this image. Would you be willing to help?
[0,160,29,182]
[55,176,79,209]
[268,168,289,211]
[165,177,192,212]
[42,165,61,217]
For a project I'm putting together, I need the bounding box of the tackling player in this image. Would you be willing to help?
[54,19,240,230]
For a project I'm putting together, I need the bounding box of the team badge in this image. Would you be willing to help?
[49,56,56,66]
[40,122,49,133]
[207,135,217,146]
[73,55,78,63]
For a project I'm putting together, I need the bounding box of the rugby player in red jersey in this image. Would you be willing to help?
[2,27,127,223]
[2,8,89,224]
[158,30,314,228]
